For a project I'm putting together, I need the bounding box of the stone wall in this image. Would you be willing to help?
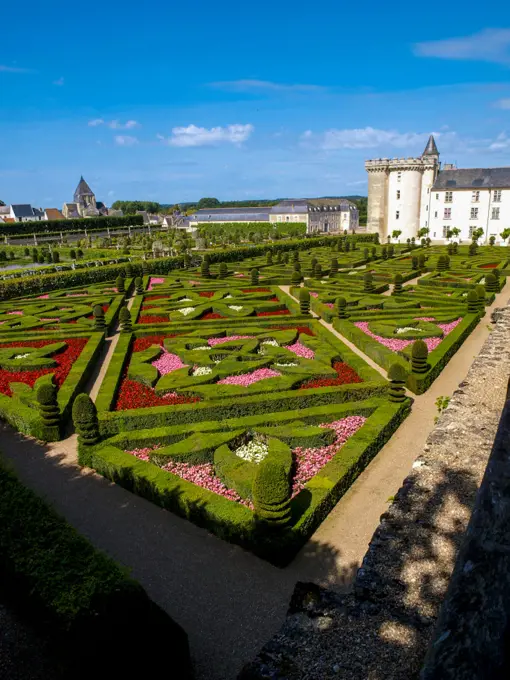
[239,304,510,680]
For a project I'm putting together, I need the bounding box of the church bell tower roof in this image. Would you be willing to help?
[422,135,439,158]
[74,176,94,201]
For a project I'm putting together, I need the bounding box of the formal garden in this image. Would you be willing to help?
[0,233,507,565]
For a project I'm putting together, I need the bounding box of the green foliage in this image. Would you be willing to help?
[291,270,302,284]
[134,277,144,295]
[467,290,479,313]
[72,393,100,446]
[393,273,403,294]
[37,383,60,429]
[475,284,486,309]
[336,296,348,319]
[251,268,259,285]
[200,259,210,278]
[313,262,323,279]
[412,255,418,270]
[364,272,375,293]
[299,288,310,315]
[436,255,447,271]
[0,214,144,238]
[388,363,407,402]
[119,306,132,332]
[125,263,133,277]
[115,275,125,293]
[218,262,228,278]
[93,304,106,331]
[411,340,429,374]
[485,273,498,293]
[252,459,292,528]
[330,258,339,274]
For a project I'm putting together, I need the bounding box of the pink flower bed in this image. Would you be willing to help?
[285,341,315,359]
[310,292,319,298]
[354,318,462,352]
[38,294,49,299]
[40,317,59,322]
[7,311,23,315]
[207,335,254,346]
[152,348,187,375]
[188,280,202,286]
[325,302,335,309]
[148,277,165,291]
[234,273,246,278]
[414,317,435,322]
[66,293,88,297]
[217,368,281,386]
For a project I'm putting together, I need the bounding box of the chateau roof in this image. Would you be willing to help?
[74,176,94,201]
[422,134,439,157]
[433,167,510,190]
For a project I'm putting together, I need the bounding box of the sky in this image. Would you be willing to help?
[1,0,510,206]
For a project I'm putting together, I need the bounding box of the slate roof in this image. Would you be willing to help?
[73,176,94,201]
[433,167,510,190]
[422,134,439,157]
[192,210,270,222]
[195,207,271,215]
[11,204,35,218]
[270,200,308,214]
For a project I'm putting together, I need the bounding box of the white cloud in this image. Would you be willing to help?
[108,190,115,197]
[53,76,64,86]
[413,29,510,65]
[88,118,104,126]
[114,135,138,146]
[166,124,254,147]
[156,133,165,141]
[494,98,510,109]
[210,79,324,93]
[302,126,436,150]
[88,119,139,129]
[0,64,34,73]
[346,179,368,187]
[489,132,510,150]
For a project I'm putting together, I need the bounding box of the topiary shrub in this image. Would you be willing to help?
[418,254,426,269]
[363,272,374,293]
[252,459,292,528]
[388,245,395,257]
[251,268,259,285]
[93,304,106,331]
[37,383,60,430]
[467,289,479,313]
[299,288,310,315]
[134,277,144,295]
[468,242,477,257]
[119,306,132,332]
[382,246,388,260]
[388,363,407,402]
[411,340,429,374]
[218,262,227,279]
[344,240,351,253]
[411,256,418,270]
[72,393,99,447]
[313,263,323,279]
[336,296,348,319]
[115,275,125,293]
[125,263,133,278]
[363,247,369,261]
[200,259,210,278]
[266,251,273,265]
[485,273,498,293]
[436,255,447,272]
[141,260,149,275]
[475,284,486,311]
[330,258,339,275]
[293,261,301,273]
[292,250,299,262]
[393,273,403,294]
[291,270,302,285]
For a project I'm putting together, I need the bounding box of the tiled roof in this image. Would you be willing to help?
[433,167,510,190]
[45,208,65,220]
[74,176,94,201]
[11,204,35,218]
[422,134,439,157]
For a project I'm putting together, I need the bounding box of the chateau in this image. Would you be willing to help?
[365,135,510,243]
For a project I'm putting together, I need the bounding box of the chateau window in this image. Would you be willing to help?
[396,190,401,200]
[395,211,400,220]
[444,208,451,219]
[445,191,453,203]
[436,193,439,200]
[493,190,502,202]
[442,226,449,238]
[492,207,500,220]
[470,207,479,219]
[277,215,282,222]
[397,172,402,182]
[471,191,480,202]
[469,225,475,237]
[434,211,438,218]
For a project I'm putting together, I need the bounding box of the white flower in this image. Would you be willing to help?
[225,294,233,299]
[193,346,210,350]
[192,366,212,376]
[395,326,422,334]
[234,439,269,464]
[180,297,192,302]
[321,280,327,284]
[14,353,30,359]
[262,339,279,346]
[179,307,195,316]
[228,305,243,311]
[275,361,298,367]
[479,278,485,284]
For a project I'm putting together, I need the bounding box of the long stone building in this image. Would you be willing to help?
[365,136,510,243]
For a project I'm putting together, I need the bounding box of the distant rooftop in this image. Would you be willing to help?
[434,167,510,190]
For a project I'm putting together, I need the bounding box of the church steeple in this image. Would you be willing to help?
[422,135,439,158]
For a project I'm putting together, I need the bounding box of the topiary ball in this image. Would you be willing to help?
[388,363,408,382]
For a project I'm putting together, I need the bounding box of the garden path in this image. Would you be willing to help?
[1,281,508,680]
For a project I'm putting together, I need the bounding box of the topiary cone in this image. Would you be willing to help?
[363,272,374,293]
[299,288,311,315]
[336,297,348,319]
[200,260,210,278]
[388,363,408,402]
[485,273,498,293]
[330,258,339,275]
[252,459,292,528]
[467,289,479,313]
[293,261,301,272]
[475,284,486,311]
[115,275,125,293]
[313,263,323,279]
[134,276,144,295]
[393,273,403,294]
[251,268,259,285]
[291,270,302,285]
[93,304,106,331]
[37,383,60,427]
[72,393,99,446]
[218,262,227,279]
[125,264,133,278]
[119,306,132,332]
[411,340,429,374]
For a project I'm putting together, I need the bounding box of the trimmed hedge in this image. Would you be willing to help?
[0,458,191,678]
[0,214,144,237]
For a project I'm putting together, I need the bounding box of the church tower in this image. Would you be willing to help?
[365,135,440,241]
[73,176,98,216]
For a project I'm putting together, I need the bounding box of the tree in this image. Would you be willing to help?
[500,228,510,245]
[445,228,453,242]
[197,197,220,210]
[417,227,430,239]
[451,227,461,241]
[472,227,484,243]
[391,229,402,242]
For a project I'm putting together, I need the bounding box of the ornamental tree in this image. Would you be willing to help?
[500,228,510,245]
[125,263,133,277]
[485,273,498,293]
[115,275,125,293]
[134,276,144,295]
[251,268,259,285]
[393,273,403,294]
[336,296,348,319]
[299,288,311,315]
[266,251,273,265]
[141,260,149,275]
[200,259,210,278]
[93,304,106,331]
[436,255,447,272]
[293,250,299,262]
[218,262,227,278]
[467,289,479,313]
[37,383,60,431]
[313,263,323,279]
[411,256,418,270]
[252,459,292,528]
[475,284,486,310]
[388,363,408,402]
[363,272,375,293]
[387,244,395,258]
[330,258,339,275]
[391,229,402,242]
[119,306,132,332]
[293,261,301,273]
[411,340,429,374]
[489,235,496,247]
[291,270,302,285]
[72,393,99,446]
[382,246,388,260]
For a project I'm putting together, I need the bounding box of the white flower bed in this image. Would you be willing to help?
[395,326,423,335]
[14,353,30,359]
[193,346,210,350]
[179,307,195,316]
[180,297,192,302]
[234,439,269,464]
[192,366,213,377]
[262,339,279,347]
[275,361,298,367]
[225,294,233,299]
[228,305,243,311]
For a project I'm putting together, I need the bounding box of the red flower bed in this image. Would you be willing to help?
[256,310,290,317]
[270,325,315,336]
[299,361,362,390]
[201,312,225,320]
[86,304,110,320]
[241,288,271,293]
[0,338,88,397]
[144,294,168,302]
[199,291,215,298]
[132,334,178,352]
[138,315,169,324]
[480,263,498,269]
[115,378,199,411]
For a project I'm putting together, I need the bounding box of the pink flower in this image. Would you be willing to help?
[38,294,49,299]
[310,292,319,298]
[7,311,23,316]
[207,335,255,346]
[217,368,281,386]
[414,317,435,322]
[152,348,187,375]
[148,277,166,291]
[40,317,59,322]
[188,280,202,285]
[285,341,315,359]
[354,318,462,352]
[325,302,335,309]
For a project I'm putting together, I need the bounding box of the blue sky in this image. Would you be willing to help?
[2,0,510,206]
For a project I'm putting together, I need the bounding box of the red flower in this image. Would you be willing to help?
[256,310,290,316]
[299,361,362,390]
[115,379,200,410]
[201,312,225,320]
[199,291,215,298]
[480,263,498,269]
[138,315,169,324]
[270,326,315,336]
[0,338,88,397]
[132,334,178,352]
[144,294,168,302]
[241,288,271,293]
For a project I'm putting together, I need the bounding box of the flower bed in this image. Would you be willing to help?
[256,310,290,316]
[115,378,199,410]
[217,368,281,386]
[200,312,226,320]
[299,361,362,389]
[138,315,169,324]
[354,319,462,352]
